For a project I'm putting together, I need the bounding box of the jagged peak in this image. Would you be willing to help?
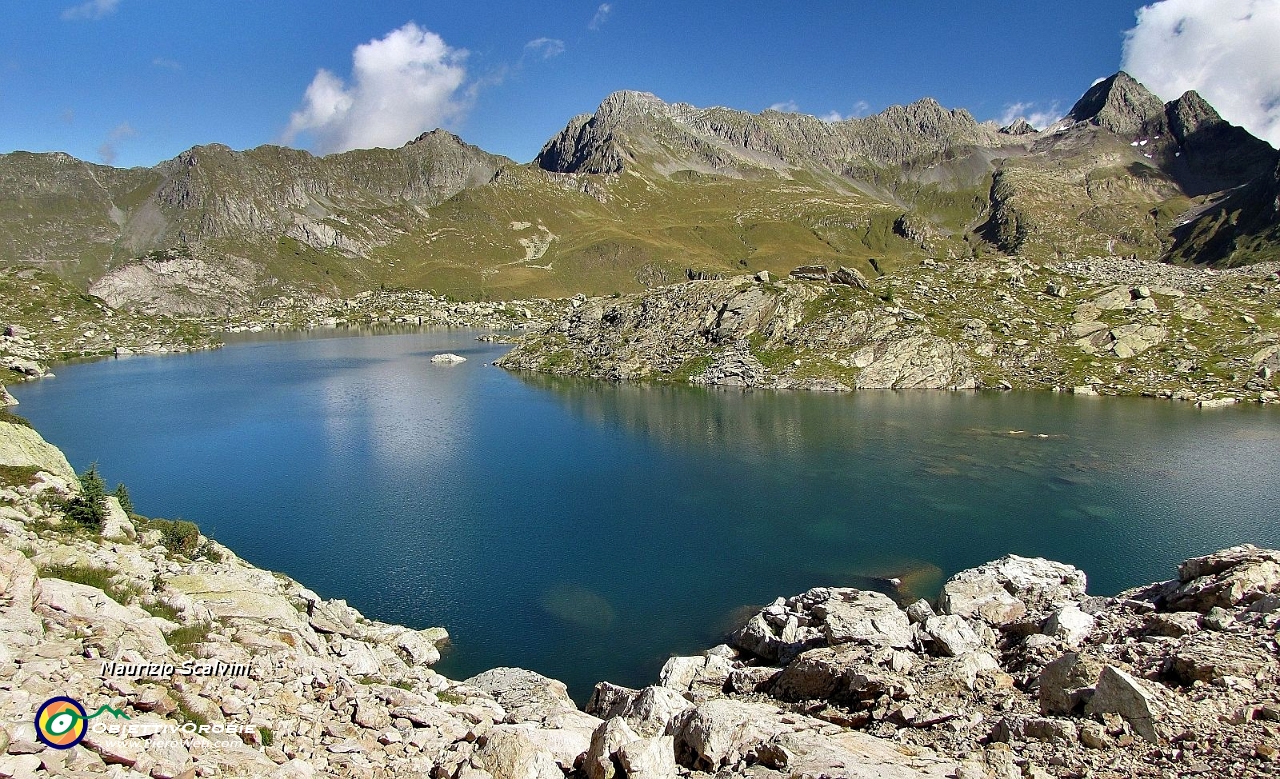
[1166,90,1224,142]
[1000,118,1038,136]
[595,89,670,118]
[407,128,464,146]
[1061,71,1166,137]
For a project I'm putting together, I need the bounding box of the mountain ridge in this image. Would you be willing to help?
[0,72,1276,312]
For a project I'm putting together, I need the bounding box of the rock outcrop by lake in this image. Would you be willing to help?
[3,421,1280,777]
[1,268,569,385]
[500,257,1280,404]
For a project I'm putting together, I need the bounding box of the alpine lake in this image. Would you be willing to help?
[13,328,1280,702]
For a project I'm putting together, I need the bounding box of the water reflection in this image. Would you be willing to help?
[12,333,1280,702]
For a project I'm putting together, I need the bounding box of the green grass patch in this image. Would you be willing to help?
[141,600,182,622]
[0,408,33,429]
[165,621,213,654]
[663,353,715,383]
[0,464,41,488]
[38,563,143,604]
[141,518,202,558]
[173,694,208,729]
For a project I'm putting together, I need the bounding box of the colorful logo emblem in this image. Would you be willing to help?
[34,697,131,749]
[34,697,88,749]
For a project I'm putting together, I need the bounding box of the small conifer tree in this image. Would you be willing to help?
[113,482,134,515]
[64,464,107,529]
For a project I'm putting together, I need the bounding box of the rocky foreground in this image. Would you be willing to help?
[2,421,1280,778]
[499,256,1280,405]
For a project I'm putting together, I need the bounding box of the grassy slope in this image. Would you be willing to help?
[367,164,978,301]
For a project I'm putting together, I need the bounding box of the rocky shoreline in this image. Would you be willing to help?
[499,256,1280,405]
[1,268,570,383]
[2,421,1280,778]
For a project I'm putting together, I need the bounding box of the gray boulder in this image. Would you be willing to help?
[789,265,830,281]
[1084,665,1162,743]
[1042,604,1095,647]
[922,615,983,657]
[584,717,639,779]
[668,699,790,771]
[817,589,913,648]
[941,555,1087,625]
[831,266,870,290]
[1039,652,1102,716]
[475,725,566,779]
[617,736,678,779]
[465,667,576,724]
[1166,544,1280,612]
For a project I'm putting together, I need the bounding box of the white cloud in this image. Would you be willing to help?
[524,38,566,60]
[61,0,119,21]
[589,3,612,31]
[997,101,1061,130]
[284,23,469,154]
[820,110,845,123]
[97,122,136,165]
[1122,0,1280,146]
[152,57,182,71]
[768,100,800,113]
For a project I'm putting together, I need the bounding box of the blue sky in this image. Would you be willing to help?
[2,1,1276,168]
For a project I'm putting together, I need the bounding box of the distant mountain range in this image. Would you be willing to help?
[0,72,1275,313]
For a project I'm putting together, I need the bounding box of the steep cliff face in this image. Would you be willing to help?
[1167,154,1280,266]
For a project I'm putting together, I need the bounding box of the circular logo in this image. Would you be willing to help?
[35,697,88,749]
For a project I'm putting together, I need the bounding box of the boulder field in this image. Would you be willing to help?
[2,421,1279,778]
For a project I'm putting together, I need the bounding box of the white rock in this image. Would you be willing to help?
[1043,605,1095,647]
[669,699,790,771]
[617,735,679,779]
[584,717,639,779]
[1084,665,1162,742]
[923,615,983,657]
[101,495,136,541]
[477,724,576,778]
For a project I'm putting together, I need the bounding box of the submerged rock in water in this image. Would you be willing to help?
[540,583,617,630]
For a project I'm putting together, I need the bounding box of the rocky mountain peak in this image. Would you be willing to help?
[1000,119,1038,136]
[407,128,464,147]
[1062,71,1167,138]
[591,90,688,132]
[1166,90,1224,143]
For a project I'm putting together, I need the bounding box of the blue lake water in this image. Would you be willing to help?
[12,328,1280,701]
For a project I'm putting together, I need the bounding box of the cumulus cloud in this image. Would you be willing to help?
[61,0,119,21]
[524,38,566,60]
[817,101,872,123]
[1122,0,1280,146]
[284,22,469,155]
[97,122,136,166]
[997,101,1062,130]
[768,100,800,113]
[589,3,612,30]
